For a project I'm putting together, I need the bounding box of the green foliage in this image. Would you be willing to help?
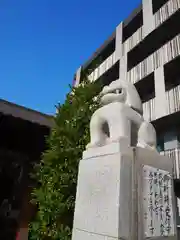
[29,79,101,240]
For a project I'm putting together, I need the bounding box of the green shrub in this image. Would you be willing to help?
[29,79,101,240]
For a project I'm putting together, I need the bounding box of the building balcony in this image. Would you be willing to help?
[141,84,180,126]
[123,26,143,54]
[123,0,180,55]
[128,0,180,72]
[142,97,156,122]
[87,0,180,85]
[127,33,180,84]
[166,85,180,115]
[154,0,180,28]
[88,52,116,82]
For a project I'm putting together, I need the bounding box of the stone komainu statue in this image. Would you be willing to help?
[87,79,157,150]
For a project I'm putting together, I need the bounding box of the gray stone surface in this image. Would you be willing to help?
[72,141,134,240]
[71,77,177,240]
[72,228,120,240]
[86,79,157,151]
[83,137,129,159]
[73,144,133,239]
[135,148,177,239]
[72,144,178,240]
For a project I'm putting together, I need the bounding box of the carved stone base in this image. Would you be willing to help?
[72,141,178,240]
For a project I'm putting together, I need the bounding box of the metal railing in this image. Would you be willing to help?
[142,98,156,122]
[123,26,143,54]
[127,34,180,84]
[154,0,180,27]
[166,85,180,115]
[88,52,116,82]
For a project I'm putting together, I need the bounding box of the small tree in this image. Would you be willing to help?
[29,78,101,240]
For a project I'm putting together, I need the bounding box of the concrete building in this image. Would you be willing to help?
[73,0,180,230]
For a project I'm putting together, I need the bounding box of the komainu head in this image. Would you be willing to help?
[100,79,143,115]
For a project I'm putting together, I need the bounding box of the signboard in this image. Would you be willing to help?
[142,165,175,237]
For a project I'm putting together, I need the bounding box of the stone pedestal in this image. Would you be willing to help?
[72,140,178,240]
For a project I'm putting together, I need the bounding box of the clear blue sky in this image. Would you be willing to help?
[0,0,140,115]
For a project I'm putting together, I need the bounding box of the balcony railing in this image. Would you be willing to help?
[154,0,180,28]
[88,52,116,82]
[142,98,156,122]
[127,33,180,84]
[85,0,180,86]
[123,26,143,54]
[166,85,180,115]
[123,0,180,55]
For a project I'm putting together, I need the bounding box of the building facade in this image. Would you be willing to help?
[74,0,180,230]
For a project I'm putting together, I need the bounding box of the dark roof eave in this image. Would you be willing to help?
[0,99,54,128]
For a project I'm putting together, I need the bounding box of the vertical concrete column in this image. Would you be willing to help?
[116,22,128,81]
[115,22,123,61]
[142,0,155,37]
[120,55,127,81]
[74,66,82,87]
[154,66,167,119]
